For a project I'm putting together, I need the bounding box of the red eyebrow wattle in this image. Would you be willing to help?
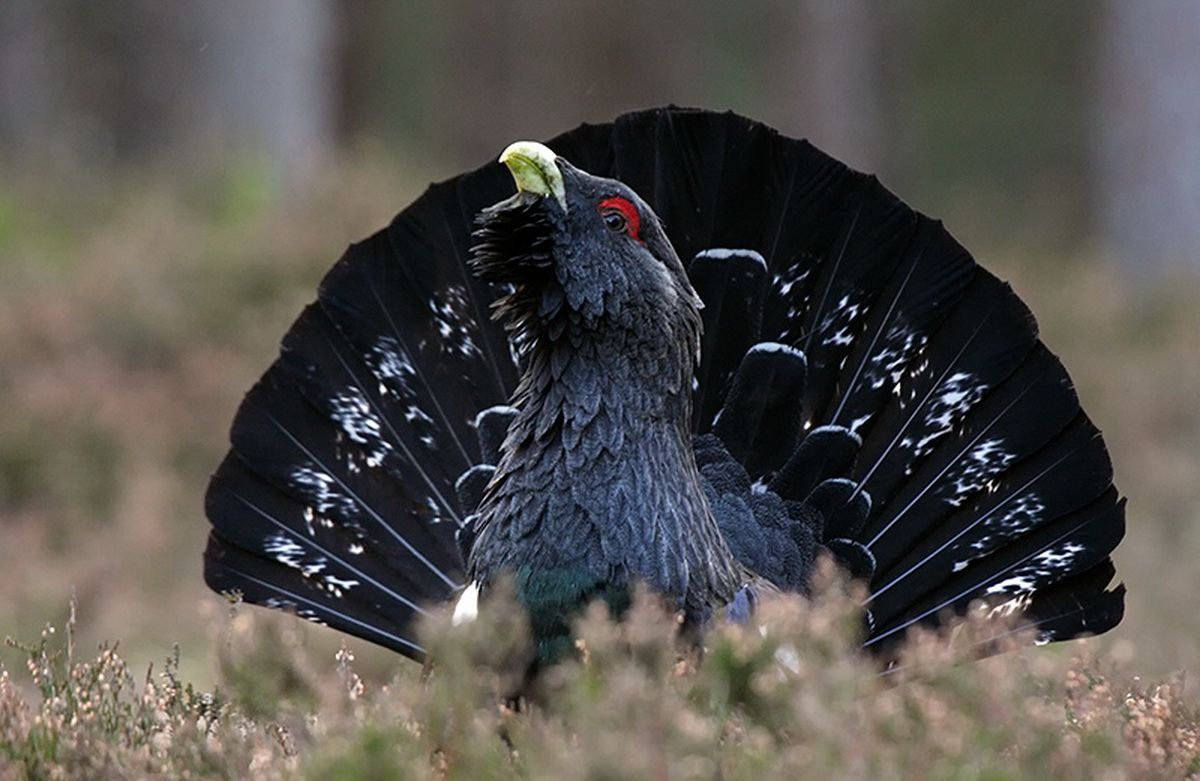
[599,196,641,241]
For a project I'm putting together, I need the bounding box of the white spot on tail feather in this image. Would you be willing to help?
[370,336,417,396]
[429,284,482,359]
[849,413,873,435]
[862,324,926,392]
[773,262,812,298]
[323,574,360,596]
[329,387,392,469]
[983,542,1087,599]
[818,294,866,348]
[952,492,1047,566]
[291,466,356,517]
[264,533,327,578]
[939,438,1015,507]
[898,372,988,471]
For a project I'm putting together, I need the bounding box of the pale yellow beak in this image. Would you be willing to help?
[499,141,567,210]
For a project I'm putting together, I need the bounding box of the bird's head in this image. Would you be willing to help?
[471,141,702,366]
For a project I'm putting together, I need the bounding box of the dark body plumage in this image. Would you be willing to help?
[204,108,1125,665]
[465,163,741,658]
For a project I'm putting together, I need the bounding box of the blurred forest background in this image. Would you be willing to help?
[0,1,1197,689]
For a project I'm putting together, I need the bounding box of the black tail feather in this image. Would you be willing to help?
[860,345,1081,566]
[865,492,1124,648]
[206,455,449,609]
[770,425,860,502]
[821,217,976,433]
[853,271,1040,511]
[1018,562,1126,643]
[689,249,771,431]
[712,341,807,477]
[280,304,466,522]
[228,363,463,588]
[869,415,1115,610]
[204,534,429,659]
[318,224,507,465]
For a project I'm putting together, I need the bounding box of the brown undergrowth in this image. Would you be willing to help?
[2,573,1198,780]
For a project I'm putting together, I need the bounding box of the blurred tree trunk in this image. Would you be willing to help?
[191,0,338,180]
[770,0,885,174]
[1095,2,1200,277]
[0,0,51,162]
[1,1,339,177]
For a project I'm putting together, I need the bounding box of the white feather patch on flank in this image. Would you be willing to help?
[452,582,480,626]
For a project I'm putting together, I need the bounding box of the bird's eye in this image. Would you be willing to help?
[597,196,642,242]
[602,209,627,233]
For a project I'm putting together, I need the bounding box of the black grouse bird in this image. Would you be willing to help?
[203,107,1125,664]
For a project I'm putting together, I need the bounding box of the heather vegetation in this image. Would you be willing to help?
[2,574,1199,780]
[1,162,1199,778]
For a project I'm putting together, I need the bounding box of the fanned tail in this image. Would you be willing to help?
[205,106,1124,658]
